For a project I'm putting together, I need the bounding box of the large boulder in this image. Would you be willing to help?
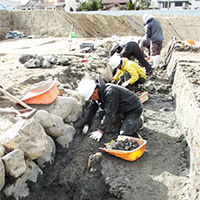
[0,144,5,157]
[45,114,65,137]
[36,135,56,169]
[0,158,5,191]
[2,149,26,178]
[0,120,48,160]
[56,123,75,148]
[3,161,43,199]
[0,115,19,135]
[34,96,82,122]
[33,110,54,128]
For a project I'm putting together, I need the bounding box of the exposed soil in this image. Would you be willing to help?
[1,10,200,42]
[0,10,199,200]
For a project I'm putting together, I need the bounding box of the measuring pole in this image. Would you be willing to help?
[68,24,73,52]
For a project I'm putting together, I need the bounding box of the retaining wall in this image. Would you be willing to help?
[167,51,200,197]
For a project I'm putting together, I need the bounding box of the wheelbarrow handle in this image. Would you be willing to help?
[0,87,31,109]
[24,108,37,119]
[0,108,37,119]
[0,108,19,115]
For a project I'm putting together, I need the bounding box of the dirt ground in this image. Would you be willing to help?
[0,37,192,200]
[0,11,199,200]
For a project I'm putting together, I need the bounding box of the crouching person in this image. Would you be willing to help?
[109,55,146,91]
[77,78,144,142]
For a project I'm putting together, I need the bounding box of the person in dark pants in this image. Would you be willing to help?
[109,41,152,75]
[78,78,144,142]
[143,14,164,69]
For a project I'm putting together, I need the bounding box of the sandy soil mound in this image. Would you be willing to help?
[1,10,200,42]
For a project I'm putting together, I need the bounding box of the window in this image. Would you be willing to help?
[164,1,171,8]
[175,2,182,6]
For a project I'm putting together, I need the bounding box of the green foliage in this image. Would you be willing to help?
[78,0,150,11]
[78,0,103,11]
[127,0,135,10]
[136,4,141,10]
[127,0,150,10]
[143,2,150,9]
[117,5,125,10]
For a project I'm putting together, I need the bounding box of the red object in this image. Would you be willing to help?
[21,81,59,105]
[81,59,88,62]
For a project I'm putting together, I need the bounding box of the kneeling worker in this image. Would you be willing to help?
[110,40,152,74]
[109,55,146,90]
[78,78,144,142]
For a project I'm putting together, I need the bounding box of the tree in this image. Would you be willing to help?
[127,0,150,10]
[127,0,135,10]
[78,0,102,11]
[117,5,125,10]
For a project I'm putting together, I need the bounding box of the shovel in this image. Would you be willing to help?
[0,86,37,119]
[0,108,37,119]
[0,87,31,109]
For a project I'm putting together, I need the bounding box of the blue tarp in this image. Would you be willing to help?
[6,31,27,39]
[0,3,13,10]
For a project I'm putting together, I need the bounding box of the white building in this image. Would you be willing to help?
[157,0,191,9]
[41,0,77,11]
[17,0,77,11]
[190,0,200,9]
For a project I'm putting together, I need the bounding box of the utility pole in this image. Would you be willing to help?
[167,0,170,9]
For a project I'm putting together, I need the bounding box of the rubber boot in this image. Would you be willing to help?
[155,55,160,69]
[152,55,160,69]
[151,56,156,68]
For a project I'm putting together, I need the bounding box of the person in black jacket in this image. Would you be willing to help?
[110,40,152,75]
[77,78,144,142]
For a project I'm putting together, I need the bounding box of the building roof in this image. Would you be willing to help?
[0,0,19,8]
[102,0,129,4]
[0,3,13,10]
[158,0,191,2]
[25,0,39,7]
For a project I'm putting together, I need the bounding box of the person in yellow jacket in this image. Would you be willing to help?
[109,55,146,90]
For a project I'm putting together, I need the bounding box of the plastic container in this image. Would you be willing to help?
[185,40,197,46]
[80,43,94,50]
[100,136,147,162]
[21,81,59,104]
[135,91,148,104]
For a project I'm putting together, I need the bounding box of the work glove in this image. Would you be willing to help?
[82,124,89,134]
[89,130,103,142]
[122,81,129,88]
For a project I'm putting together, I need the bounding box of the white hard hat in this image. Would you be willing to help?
[78,79,96,101]
[142,14,148,22]
[108,55,121,70]
[143,14,153,23]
